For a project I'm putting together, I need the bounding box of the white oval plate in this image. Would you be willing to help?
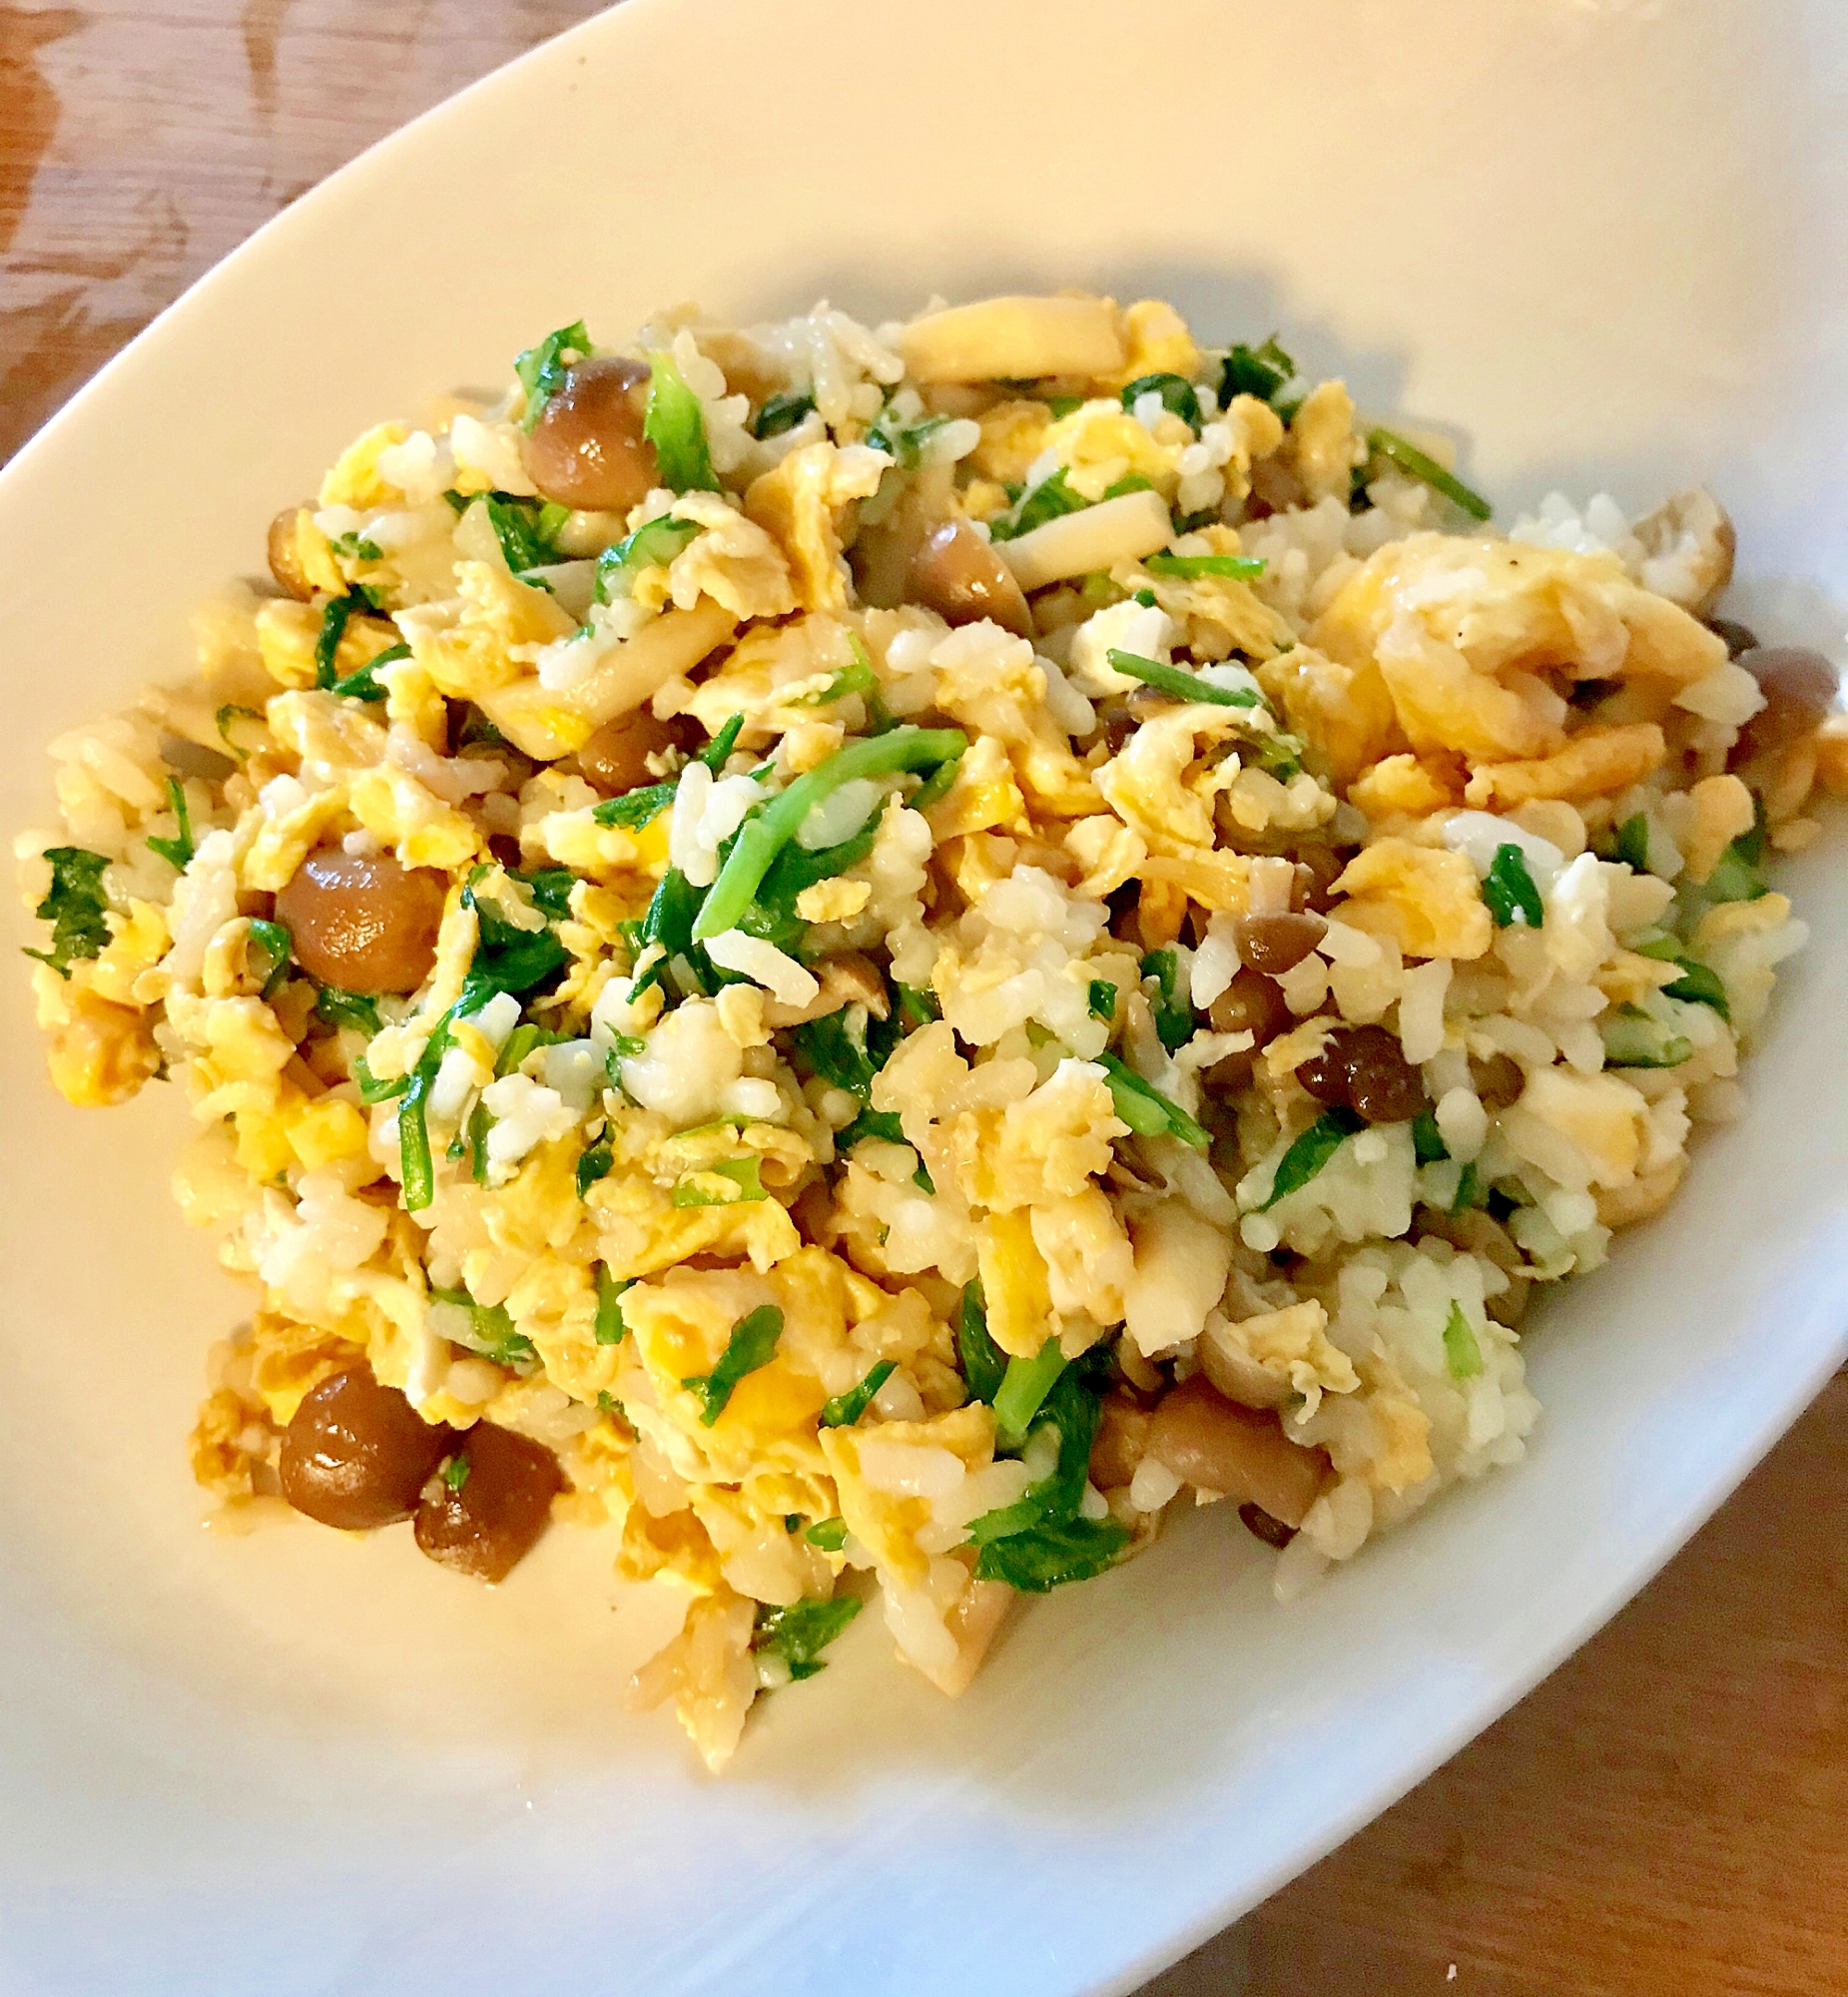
[3,2,1845,1992]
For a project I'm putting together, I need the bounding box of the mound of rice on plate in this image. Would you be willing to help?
[17,290,1845,1768]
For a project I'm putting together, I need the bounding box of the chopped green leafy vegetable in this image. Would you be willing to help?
[987,467,1088,543]
[992,1338,1068,1452]
[246,919,292,1000]
[1139,948,1193,1052]
[671,1156,767,1207]
[1483,843,1544,929]
[312,587,379,688]
[1614,812,1652,872]
[1599,1005,1692,1068]
[1451,1161,1483,1213]
[894,982,939,1028]
[698,713,746,773]
[867,409,952,469]
[466,1099,491,1185]
[753,1594,861,1680]
[147,777,195,872]
[216,705,266,759]
[794,1007,881,1101]
[594,1264,630,1345]
[681,1303,784,1425]
[576,1132,613,1198]
[329,640,406,702]
[1103,473,1156,501]
[429,1285,537,1368]
[353,1053,406,1103]
[1443,1301,1484,1380]
[1106,648,1260,708]
[23,846,112,977]
[801,643,879,706]
[1120,371,1200,428]
[805,1517,848,1552]
[594,515,701,602]
[1700,833,1768,905]
[974,1517,1130,1593]
[752,389,815,439]
[1098,1051,1209,1151]
[591,780,678,830]
[1143,550,1266,581]
[644,348,720,493]
[1086,979,1118,1022]
[314,988,381,1037]
[514,320,592,431]
[477,492,567,576]
[1368,427,1492,521]
[821,1360,896,1429]
[441,1454,470,1494]
[1261,1106,1364,1211]
[1220,336,1296,406]
[1412,1107,1449,1163]
[956,1281,1006,1405]
[693,727,964,942]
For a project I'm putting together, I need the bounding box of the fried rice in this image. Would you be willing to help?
[16,290,1844,1768]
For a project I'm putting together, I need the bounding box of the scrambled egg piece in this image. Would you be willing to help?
[1333,840,1492,959]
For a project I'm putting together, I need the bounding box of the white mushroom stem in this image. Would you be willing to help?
[900,295,1125,385]
[997,487,1174,594]
[481,600,738,758]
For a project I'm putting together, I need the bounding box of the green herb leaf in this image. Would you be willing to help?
[1599,1005,1692,1068]
[246,919,292,1000]
[681,1303,784,1425]
[693,728,964,943]
[441,1454,471,1493]
[397,1018,451,1211]
[987,466,1088,543]
[697,712,746,773]
[1105,649,1260,708]
[328,640,407,702]
[894,982,939,1028]
[467,1099,491,1185]
[1367,426,1492,521]
[1098,1051,1210,1151]
[1614,812,1652,872]
[216,705,266,759]
[957,1281,1007,1405]
[591,781,677,830]
[805,1517,848,1552]
[312,589,378,688]
[22,846,112,977]
[1660,958,1729,1019]
[1120,371,1201,429]
[991,1338,1069,1453]
[1086,979,1118,1022]
[429,1285,537,1368]
[1411,1107,1449,1163]
[146,777,196,872]
[973,1516,1129,1593]
[1142,551,1266,581]
[793,1007,880,1101]
[313,988,381,1037]
[1139,948,1194,1052]
[594,1264,630,1345]
[753,389,815,439]
[821,1360,896,1429]
[576,1133,614,1198]
[354,1053,407,1103]
[671,1156,767,1208]
[753,1593,861,1680]
[1701,834,1768,906]
[594,515,702,603]
[1261,1106,1364,1211]
[476,492,567,576]
[514,320,592,432]
[644,348,720,493]
[1451,1160,1483,1213]
[1483,843,1544,929]
[629,869,706,998]
[1442,1301,1484,1380]
[1220,336,1296,406]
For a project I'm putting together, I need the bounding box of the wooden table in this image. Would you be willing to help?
[4,6,1843,1987]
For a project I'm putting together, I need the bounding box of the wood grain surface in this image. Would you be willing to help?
[2,5,1843,1991]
